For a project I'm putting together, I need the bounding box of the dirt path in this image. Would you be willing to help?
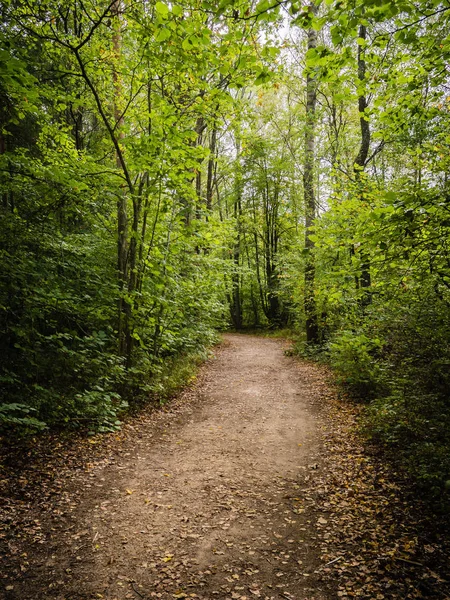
[3,334,334,600]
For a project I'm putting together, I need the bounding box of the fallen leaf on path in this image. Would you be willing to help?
[162,554,174,562]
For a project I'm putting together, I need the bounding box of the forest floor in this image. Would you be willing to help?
[1,334,450,600]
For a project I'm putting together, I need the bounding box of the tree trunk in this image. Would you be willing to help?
[206,126,217,212]
[354,23,372,305]
[195,116,204,210]
[231,136,243,329]
[355,25,370,169]
[112,0,130,358]
[0,133,8,209]
[303,5,319,344]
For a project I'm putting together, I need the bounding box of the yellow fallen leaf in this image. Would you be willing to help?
[162,554,173,562]
[126,489,134,495]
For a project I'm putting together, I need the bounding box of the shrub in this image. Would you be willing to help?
[330,330,385,398]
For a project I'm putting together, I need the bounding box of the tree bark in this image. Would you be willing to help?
[303,4,319,344]
[206,126,217,212]
[355,25,370,169]
[354,23,372,304]
[112,0,130,357]
[231,136,243,329]
[195,116,204,210]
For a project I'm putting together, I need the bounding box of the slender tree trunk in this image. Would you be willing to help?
[183,115,206,227]
[126,175,147,366]
[231,137,243,329]
[303,5,319,344]
[231,228,242,329]
[354,23,372,304]
[0,133,8,209]
[251,195,267,317]
[195,116,204,210]
[244,233,260,326]
[355,25,370,169]
[206,126,217,212]
[112,0,129,357]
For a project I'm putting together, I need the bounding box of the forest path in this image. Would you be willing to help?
[4,334,333,600]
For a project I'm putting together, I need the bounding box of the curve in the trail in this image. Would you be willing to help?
[7,334,332,600]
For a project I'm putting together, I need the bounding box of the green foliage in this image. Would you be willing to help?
[0,0,270,437]
[151,346,214,404]
[0,403,47,434]
[316,175,450,490]
[1,0,449,508]
[277,0,450,493]
[330,330,384,397]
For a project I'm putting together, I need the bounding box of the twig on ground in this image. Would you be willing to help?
[324,555,344,566]
[131,581,145,598]
[393,557,424,568]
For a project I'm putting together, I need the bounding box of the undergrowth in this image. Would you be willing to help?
[291,318,450,508]
[1,338,219,442]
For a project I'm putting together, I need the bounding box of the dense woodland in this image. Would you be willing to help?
[1,0,449,494]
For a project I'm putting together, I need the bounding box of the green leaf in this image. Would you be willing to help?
[254,70,272,85]
[255,0,270,13]
[156,27,171,42]
[182,37,192,51]
[155,2,169,18]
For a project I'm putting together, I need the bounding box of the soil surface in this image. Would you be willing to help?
[1,334,333,600]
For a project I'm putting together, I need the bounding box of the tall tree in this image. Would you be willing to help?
[354,22,371,303]
[303,3,319,344]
